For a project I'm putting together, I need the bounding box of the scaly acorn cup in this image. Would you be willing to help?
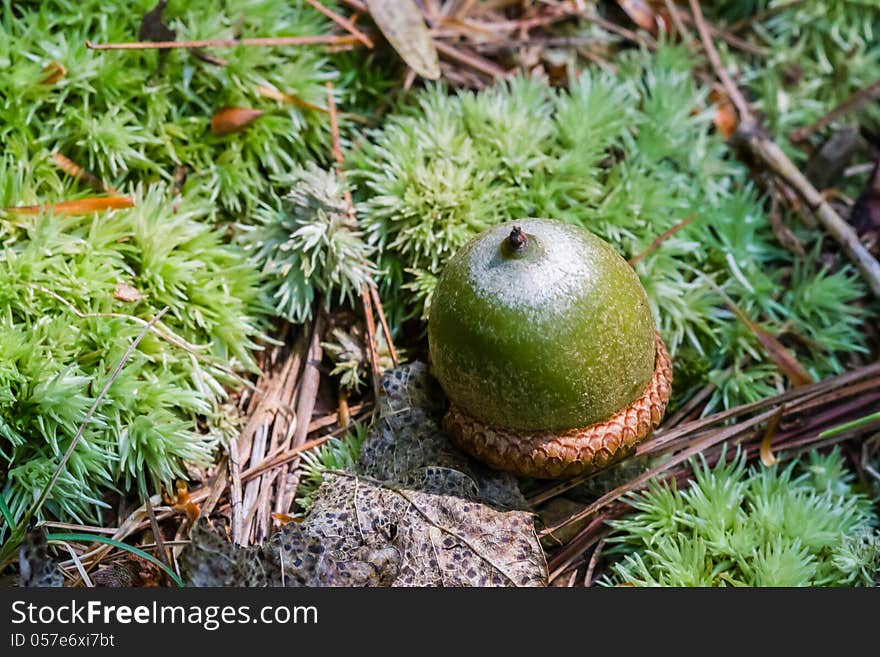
[428,219,673,478]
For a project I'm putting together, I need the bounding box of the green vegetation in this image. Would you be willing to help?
[603,449,880,586]
[0,185,266,524]
[0,0,391,217]
[242,163,376,323]
[295,423,367,510]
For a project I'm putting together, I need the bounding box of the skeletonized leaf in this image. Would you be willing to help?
[210,107,264,136]
[6,195,135,215]
[366,0,441,80]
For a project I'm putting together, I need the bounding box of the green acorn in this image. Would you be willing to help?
[428,219,672,478]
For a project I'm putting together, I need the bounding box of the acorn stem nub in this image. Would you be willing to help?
[507,226,527,251]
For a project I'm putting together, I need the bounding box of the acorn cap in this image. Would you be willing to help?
[443,331,673,478]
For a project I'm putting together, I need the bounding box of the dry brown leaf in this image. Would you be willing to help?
[210,107,264,136]
[365,0,441,80]
[709,90,739,138]
[40,61,67,85]
[6,196,135,215]
[113,283,143,303]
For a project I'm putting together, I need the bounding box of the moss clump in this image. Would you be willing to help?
[241,163,376,323]
[0,185,266,524]
[602,449,880,587]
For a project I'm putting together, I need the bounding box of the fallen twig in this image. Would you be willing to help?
[628,213,696,266]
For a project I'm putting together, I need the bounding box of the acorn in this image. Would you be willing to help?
[428,218,672,478]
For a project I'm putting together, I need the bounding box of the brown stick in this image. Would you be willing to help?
[86,35,361,50]
[687,0,880,298]
[745,128,880,297]
[661,0,697,53]
[687,0,751,120]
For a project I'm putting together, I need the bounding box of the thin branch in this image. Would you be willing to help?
[303,0,374,48]
[662,0,697,53]
[687,0,751,121]
[360,282,384,403]
[370,284,398,367]
[434,39,509,79]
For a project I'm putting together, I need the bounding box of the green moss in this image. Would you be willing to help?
[295,423,367,510]
[602,449,880,587]
[241,163,376,323]
[0,184,267,524]
[0,0,394,218]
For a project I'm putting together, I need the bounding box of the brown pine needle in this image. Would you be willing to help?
[86,34,361,50]
[628,213,696,265]
[370,284,398,367]
[51,153,117,194]
[304,0,374,48]
[6,195,134,215]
